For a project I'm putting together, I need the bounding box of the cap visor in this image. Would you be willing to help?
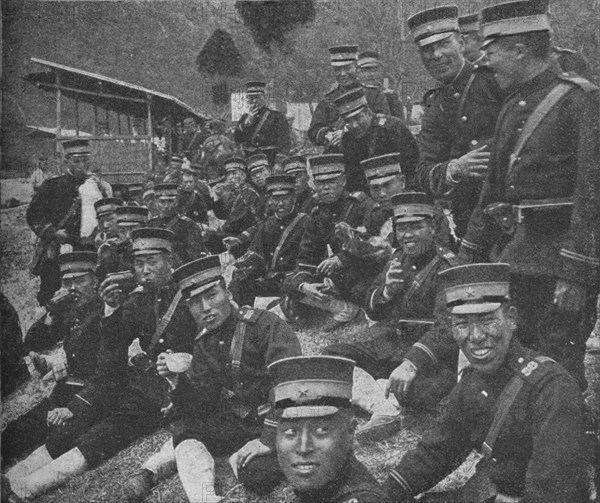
[340,106,365,119]
[281,405,340,419]
[450,302,501,315]
[368,174,399,186]
[395,216,427,223]
[62,271,92,279]
[418,31,455,47]
[314,173,344,181]
[186,279,221,299]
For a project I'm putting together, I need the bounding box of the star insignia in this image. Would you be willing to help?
[297,386,309,397]
[466,287,476,297]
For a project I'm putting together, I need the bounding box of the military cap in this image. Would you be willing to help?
[361,153,403,186]
[439,263,510,314]
[458,13,480,34]
[131,227,174,256]
[266,174,296,196]
[181,164,202,177]
[245,80,266,95]
[173,255,223,298]
[480,0,550,48]
[269,355,355,418]
[392,192,435,222]
[407,5,459,47]
[246,153,269,173]
[358,50,381,69]
[154,183,179,201]
[329,45,358,67]
[62,139,91,158]
[59,251,97,279]
[282,155,307,175]
[308,154,345,181]
[223,156,247,174]
[115,206,149,227]
[170,155,184,164]
[94,197,123,218]
[334,84,368,118]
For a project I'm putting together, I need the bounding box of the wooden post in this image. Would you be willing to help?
[56,71,62,157]
[75,97,80,136]
[93,105,98,135]
[147,95,153,174]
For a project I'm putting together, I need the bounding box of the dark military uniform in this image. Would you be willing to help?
[230,211,310,306]
[384,341,589,503]
[285,191,378,297]
[340,114,419,192]
[2,297,104,464]
[383,88,406,120]
[170,307,301,455]
[148,214,205,265]
[308,83,390,147]
[96,239,134,280]
[234,106,291,155]
[415,63,504,239]
[0,293,28,398]
[41,282,196,468]
[297,187,317,214]
[26,174,84,304]
[294,456,391,503]
[325,246,460,409]
[460,67,600,388]
[177,189,211,225]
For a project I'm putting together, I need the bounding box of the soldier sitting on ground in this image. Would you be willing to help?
[283,154,378,330]
[122,255,301,503]
[383,263,591,503]
[177,166,212,227]
[229,175,309,308]
[282,155,314,213]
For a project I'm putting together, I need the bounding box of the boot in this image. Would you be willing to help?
[142,438,177,482]
[11,447,87,500]
[175,440,222,503]
[122,469,155,503]
[6,445,53,484]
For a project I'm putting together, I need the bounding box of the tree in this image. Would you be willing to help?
[196,28,243,76]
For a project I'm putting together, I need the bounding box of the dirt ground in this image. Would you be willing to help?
[1,191,598,502]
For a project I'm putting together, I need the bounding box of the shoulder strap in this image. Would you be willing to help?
[508,82,571,174]
[270,213,307,269]
[457,72,477,119]
[399,255,441,312]
[147,290,182,353]
[341,195,359,223]
[249,109,271,146]
[481,355,552,458]
[165,215,180,232]
[230,319,248,392]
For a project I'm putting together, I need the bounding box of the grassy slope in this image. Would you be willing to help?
[1,186,598,502]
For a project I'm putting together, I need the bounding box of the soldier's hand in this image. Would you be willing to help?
[232,438,273,475]
[383,258,412,300]
[448,146,490,183]
[50,359,68,382]
[156,351,179,388]
[385,360,417,403]
[326,129,344,147]
[317,256,342,276]
[223,237,242,252]
[245,106,259,125]
[553,279,586,312]
[54,229,69,244]
[47,407,73,427]
[99,276,125,309]
[301,283,331,303]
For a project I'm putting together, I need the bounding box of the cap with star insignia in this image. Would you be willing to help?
[439,263,511,315]
[59,251,97,279]
[266,175,295,196]
[362,153,403,186]
[282,155,307,175]
[269,355,355,418]
[115,206,149,227]
[94,197,123,218]
[407,5,459,47]
[308,154,345,181]
[333,84,368,118]
[329,45,358,67]
[131,227,174,256]
[392,192,435,223]
[173,255,223,299]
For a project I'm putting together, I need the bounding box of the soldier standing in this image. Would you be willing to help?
[234,81,291,158]
[148,183,206,265]
[334,86,419,192]
[229,175,309,307]
[408,5,504,241]
[308,45,390,150]
[383,263,590,503]
[460,0,600,389]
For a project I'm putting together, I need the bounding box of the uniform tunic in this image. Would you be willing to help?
[384,342,589,503]
[213,183,263,236]
[325,246,460,409]
[43,283,196,467]
[234,106,291,155]
[177,189,211,225]
[415,63,504,239]
[308,83,390,146]
[294,455,391,503]
[148,214,205,265]
[460,67,600,386]
[340,114,419,192]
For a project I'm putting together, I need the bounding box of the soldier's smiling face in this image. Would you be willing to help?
[314,175,346,204]
[451,305,517,373]
[276,410,355,493]
[419,33,465,83]
[394,218,436,258]
[333,63,358,88]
